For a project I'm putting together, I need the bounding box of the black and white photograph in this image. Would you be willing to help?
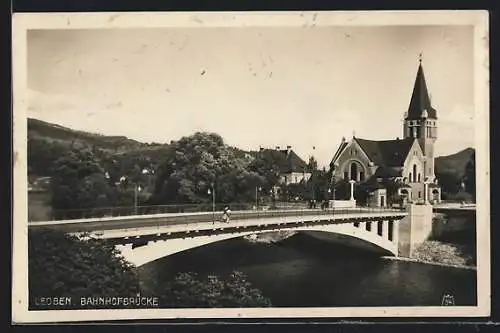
[12,10,490,322]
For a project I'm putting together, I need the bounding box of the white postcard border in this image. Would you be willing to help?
[12,10,490,323]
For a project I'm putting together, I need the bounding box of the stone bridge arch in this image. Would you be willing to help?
[115,221,399,267]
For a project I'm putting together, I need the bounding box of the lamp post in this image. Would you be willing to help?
[270,188,275,208]
[207,185,215,222]
[134,184,142,215]
[120,175,142,215]
[255,186,262,210]
[331,162,338,211]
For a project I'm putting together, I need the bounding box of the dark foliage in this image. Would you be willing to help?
[160,271,272,308]
[28,229,140,309]
[463,151,476,201]
[152,132,265,204]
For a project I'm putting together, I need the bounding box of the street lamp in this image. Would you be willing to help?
[120,175,142,215]
[134,184,142,215]
[331,162,339,211]
[255,186,262,209]
[207,185,215,222]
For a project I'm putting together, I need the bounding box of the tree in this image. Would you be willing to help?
[28,136,69,176]
[50,149,116,218]
[248,151,283,190]
[436,171,462,195]
[28,229,140,309]
[307,156,318,173]
[160,271,271,308]
[286,181,309,201]
[463,151,476,201]
[153,132,262,204]
[333,179,351,200]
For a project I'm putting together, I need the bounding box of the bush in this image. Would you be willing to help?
[441,191,473,203]
[28,229,140,309]
[160,271,272,308]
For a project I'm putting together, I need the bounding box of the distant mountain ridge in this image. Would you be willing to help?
[28,118,147,152]
[28,117,474,181]
[435,147,475,180]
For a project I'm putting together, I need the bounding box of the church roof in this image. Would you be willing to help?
[406,61,437,120]
[354,137,415,167]
[373,166,402,178]
[330,141,348,168]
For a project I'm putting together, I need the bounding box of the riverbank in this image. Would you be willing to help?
[413,240,475,266]
[382,240,476,270]
[243,231,297,244]
[382,255,476,270]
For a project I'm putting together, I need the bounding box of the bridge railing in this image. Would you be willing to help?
[43,202,310,222]
[30,206,408,233]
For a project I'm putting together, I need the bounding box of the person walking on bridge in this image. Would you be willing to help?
[222,206,232,223]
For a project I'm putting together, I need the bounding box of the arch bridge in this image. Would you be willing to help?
[29,206,433,267]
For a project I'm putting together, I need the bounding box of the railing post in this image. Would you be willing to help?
[359,221,366,230]
[382,219,389,239]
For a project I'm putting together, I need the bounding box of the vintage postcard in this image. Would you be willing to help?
[12,10,490,323]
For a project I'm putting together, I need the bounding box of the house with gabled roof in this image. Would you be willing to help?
[330,58,441,206]
[258,145,311,185]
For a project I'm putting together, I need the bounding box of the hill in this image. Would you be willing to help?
[28,118,145,152]
[27,118,171,178]
[435,147,475,180]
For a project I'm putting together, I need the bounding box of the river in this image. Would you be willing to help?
[137,230,477,307]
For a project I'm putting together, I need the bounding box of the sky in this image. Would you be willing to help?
[27,25,474,167]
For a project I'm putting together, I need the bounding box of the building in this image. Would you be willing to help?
[330,59,442,206]
[258,145,311,185]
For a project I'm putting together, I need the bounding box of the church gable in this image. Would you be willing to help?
[332,138,374,182]
[402,139,426,183]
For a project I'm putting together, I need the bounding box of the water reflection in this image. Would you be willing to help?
[137,232,477,307]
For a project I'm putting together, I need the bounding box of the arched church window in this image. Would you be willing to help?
[418,173,421,182]
[350,162,358,181]
[409,173,412,183]
[360,171,365,182]
[413,164,417,183]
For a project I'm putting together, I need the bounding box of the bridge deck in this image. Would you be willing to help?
[29,208,407,239]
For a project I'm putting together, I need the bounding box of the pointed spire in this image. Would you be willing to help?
[406,55,437,120]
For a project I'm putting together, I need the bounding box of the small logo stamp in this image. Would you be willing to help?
[441,294,455,306]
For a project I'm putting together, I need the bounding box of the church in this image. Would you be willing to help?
[330,58,442,207]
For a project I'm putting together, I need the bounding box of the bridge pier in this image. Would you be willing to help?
[392,220,399,246]
[397,204,433,258]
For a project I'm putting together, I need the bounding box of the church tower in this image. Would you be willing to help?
[403,55,438,182]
